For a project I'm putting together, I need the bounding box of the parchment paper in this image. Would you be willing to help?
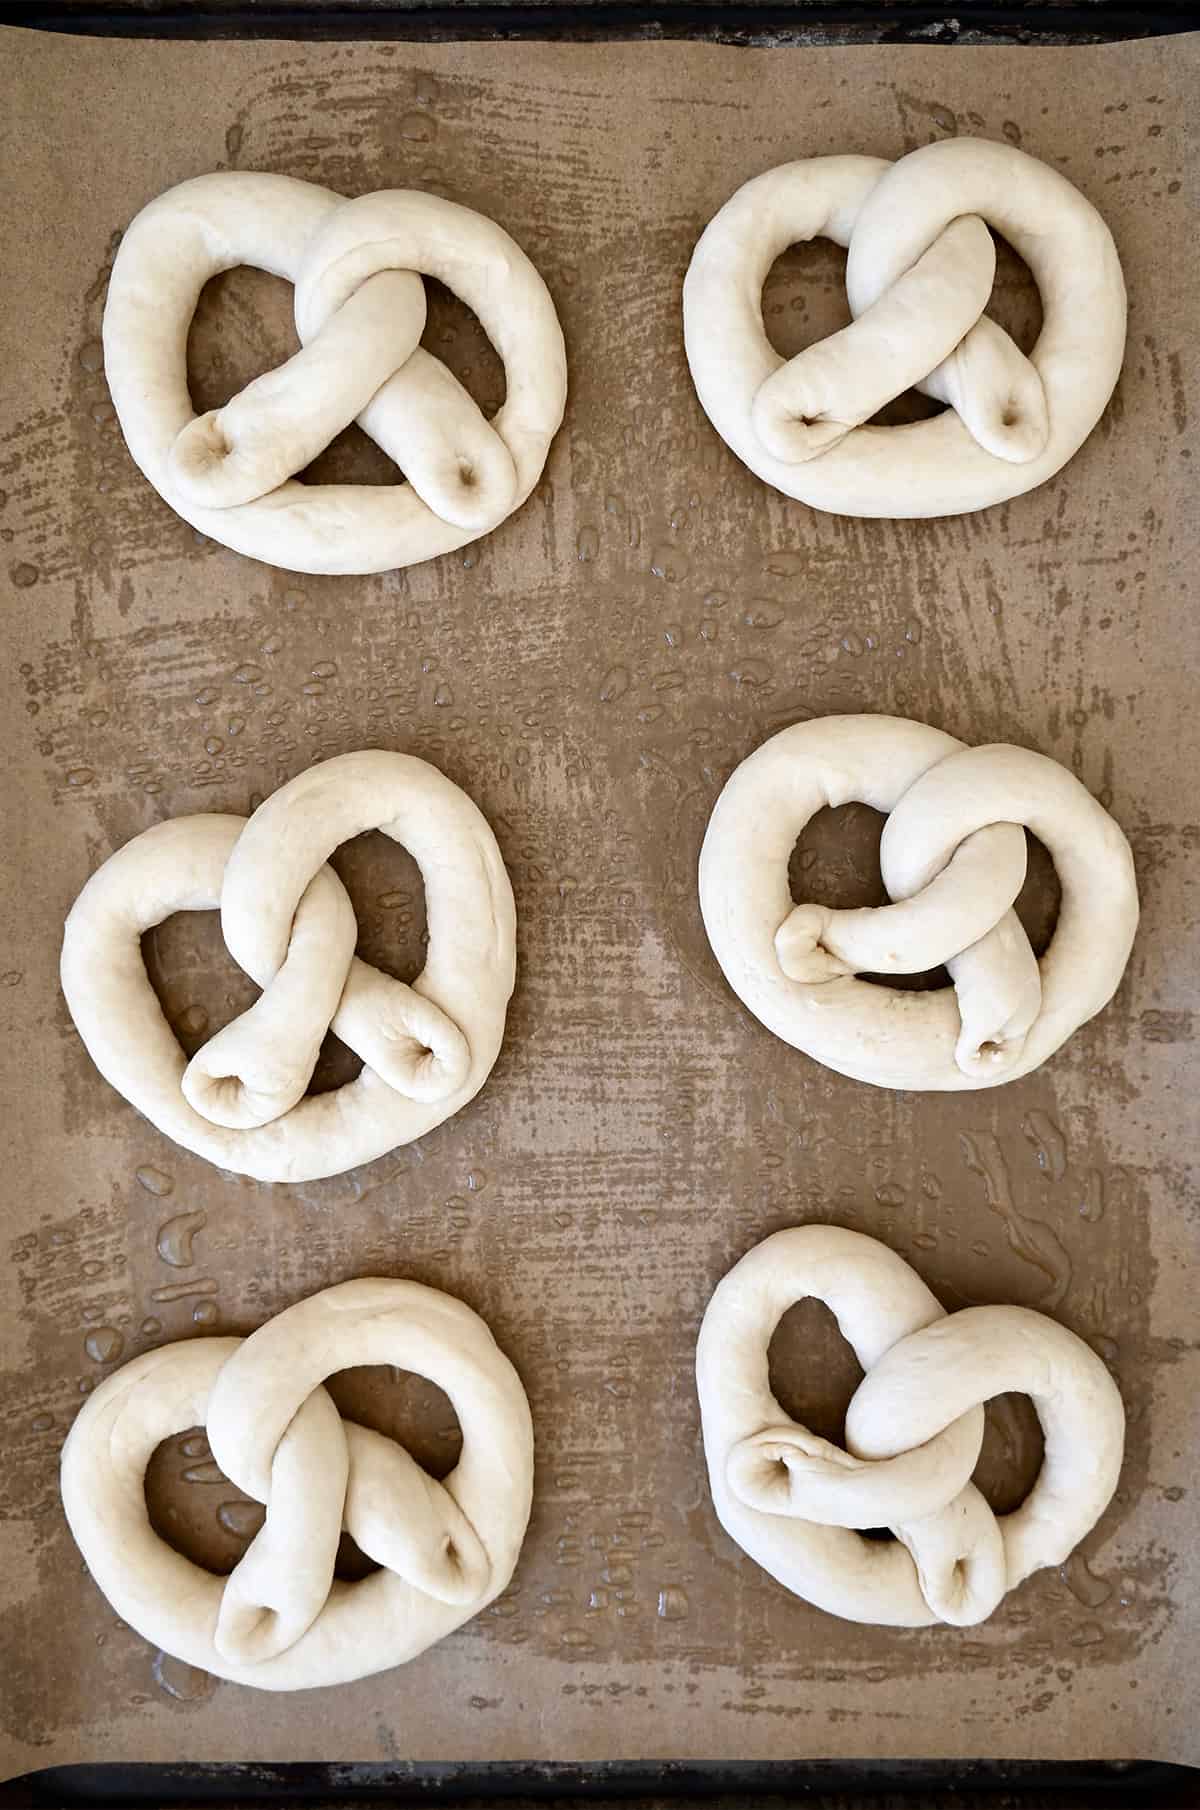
[0,23,1196,1780]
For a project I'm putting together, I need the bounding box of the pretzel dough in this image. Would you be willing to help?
[697,1226,1125,1626]
[60,751,516,1182]
[61,1279,534,1689]
[699,715,1138,1090]
[103,173,567,574]
[683,138,1126,517]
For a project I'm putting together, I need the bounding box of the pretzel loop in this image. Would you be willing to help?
[699,715,1138,1091]
[683,138,1126,518]
[60,1280,535,1691]
[697,1227,1125,1628]
[103,174,567,573]
[60,750,516,1183]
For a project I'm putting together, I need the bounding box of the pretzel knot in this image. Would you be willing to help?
[103,173,567,574]
[697,1227,1124,1628]
[683,137,1126,518]
[699,715,1138,1092]
[61,1280,534,1690]
[60,750,516,1184]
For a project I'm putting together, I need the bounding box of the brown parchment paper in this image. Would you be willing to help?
[0,23,1197,1780]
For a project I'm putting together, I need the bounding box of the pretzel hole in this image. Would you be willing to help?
[142,830,430,1097]
[762,242,945,430]
[985,232,1044,358]
[768,1296,865,1450]
[186,267,402,489]
[325,1365,464,1581]
[973,1392,1045,1515]
[789,810,1061,990]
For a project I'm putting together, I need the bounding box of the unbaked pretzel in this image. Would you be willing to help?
[61,1278,534,1689]
[60,750,515,1182]
[699,715,1138,1091]
[683,138,1126,518]
[103,172,567,573]
[697,1226,1124,1627]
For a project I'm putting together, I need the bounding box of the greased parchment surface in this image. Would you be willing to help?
[0,23,1196,1777]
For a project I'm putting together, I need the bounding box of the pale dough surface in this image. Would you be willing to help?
[61,1278,534,1690]
[683,138,1126,518]
[60,750,516,1182]
[696,1225,1125,1627]
[698,714,1138,1090]
[103,172,568,573]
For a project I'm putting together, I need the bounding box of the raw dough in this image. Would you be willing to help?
[699,714,1138,1090]
[60,750,516,1182]
[61,1278,534,1689]
[103,172,567,574]
[697,1225,1125,1627]
[683,138,1126,517]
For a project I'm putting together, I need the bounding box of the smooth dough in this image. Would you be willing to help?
[60,750,516,1182]
[683,138,1126,518]
[61,1278,534,1689]
[697,1225,1125,1627]
[103,173,567,574]
[699,714,1138,1090]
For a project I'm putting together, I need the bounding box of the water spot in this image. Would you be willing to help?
[466,1169,487,1192]
[181,1435,209,1459]
[433,683,454,707]
[225,122,244,158]
[576,526,599,562]
[311,661,337,680]
[875,1182,906,1208]
[193,1301,218,1325]
[1022,1110,1067,1182]
[31,1413,54,1433]
[960,1131,1072,1308]
[141,1317,163,1337]
[233,663,263,684]
[151,1277,218,1303]
[66,768,94,788]
[153,1651,216,1701]
[84,1326,124,1364]
[157,1210,207,1269]
[656,1586,689,1621]
[11,562,39,593]
[598,666,630,703]
[1060,1551,1113,1608]
[398,111,435,143]
[1078,1169,1105,1223]
[227,716,245,737]
[729,658,771,687]
[559,1628,594,1650]
[1069,1623,1106,1648]
[204,736,224,756]
[649,546,689,583]
[218,1501,265,1539]
[136,1166,174,1198]
[78,339,104,373]
[175,1004,209,1038]
[2,970,22,987]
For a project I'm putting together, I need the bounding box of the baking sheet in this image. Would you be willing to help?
[0,23,1196,1779]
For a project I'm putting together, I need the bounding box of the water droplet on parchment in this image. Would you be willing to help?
[83,1327,124,1364]
[153,1650,216,1702]
[1022,1110,1067,1182]
[656,1586,689,1621]
[157,1210,207,1268]
[12,563,40,589]
[576,526,599,563]
[598,666,629,704]
[1060,1551,1113,1608]
[135,1166,174,1198]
